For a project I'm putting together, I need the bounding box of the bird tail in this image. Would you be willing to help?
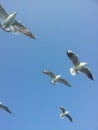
[70,67,77,76]
[60,114,65,119]
[10,26,19,34]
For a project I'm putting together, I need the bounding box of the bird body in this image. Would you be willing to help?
[70,62,88,76]
[51,75,61,84]
[67,50,94,80]
[60,110,69,119]
[60,106,73,122]
[43,70,71,87]
[0,4,37,39]
[1,12,17,29]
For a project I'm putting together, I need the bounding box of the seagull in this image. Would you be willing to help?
[0,4,37,39]
[42,70,71,87]
[60,106,73,122]
[0,102,12,114]
[66,50,95,80]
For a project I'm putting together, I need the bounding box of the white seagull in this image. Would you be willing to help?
[0,102,12,114]
[43,70,71,87]
[66,50,95,80]
[60,106,73,122]
[0,4,37,39]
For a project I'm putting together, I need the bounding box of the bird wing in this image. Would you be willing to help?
[43,70,56,78]
[12,20,37,39]
[60,106,65,113]
[66,114,73,122]
[80,67,94,80]
[0,104,12,114]
[0,4,9,19]
[59,78,71,87]
[67,50,80,66]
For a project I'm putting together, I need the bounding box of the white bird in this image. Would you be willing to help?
[60,106,73,122]
[43,70,71,87]
[66,50,95,80]
[0,4,37,39]
[0,102,12,114]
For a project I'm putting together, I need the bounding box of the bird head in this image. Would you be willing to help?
[66,50,74,58]
[13,12,17,15]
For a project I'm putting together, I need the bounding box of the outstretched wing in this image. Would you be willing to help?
[0,104,12,114]
[0,4,9,19]
[43,70,56,78]
[67,50,80,66]
[66,114,73,122]
[12,20,37,39]
[60,106,65,113]
[59,78,71,87]
[80,67,94,80]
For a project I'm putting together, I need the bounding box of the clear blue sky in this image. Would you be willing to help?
[0,0,98,129]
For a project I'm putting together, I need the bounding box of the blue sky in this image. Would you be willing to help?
[0,0,98,129]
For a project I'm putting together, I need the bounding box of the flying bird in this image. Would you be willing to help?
[66,50,95,80]
[0,4,37,39]
[0,102,12,114]
[60,106,73,122]
[42,70,71,87]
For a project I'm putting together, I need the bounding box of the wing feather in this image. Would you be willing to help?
[66,114,73,122]
[0,104,12,114]
[12,20,37,39]
[67,50,80,66]
[80,67,94,80]
[43,70,56,78]
[0,4,9,19]
[60,106,65,113]
[59,78,71,87]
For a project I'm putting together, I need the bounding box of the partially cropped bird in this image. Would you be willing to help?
[0,4,37,39]
[0,102,12,114]
[66,50,95,80]
[60,106,73,122]
[42,70,71,87]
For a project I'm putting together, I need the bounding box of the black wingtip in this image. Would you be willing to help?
[66,83,72,87]
[91,77,95,81]
[42,70,45,74]
[9,111,13,114]
[91,78,95,81]
[68,84,72,87]
[42,70,46,73]
[42,70,48,74]
[5,109,12,114]
[88,73,95,81]
[30,35,38,39]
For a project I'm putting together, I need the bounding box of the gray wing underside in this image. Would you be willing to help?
[67,50,80,66]
[43,70,56,78]
[12,20,37,39]
[0,4,9,19]
[59,78,71,87]
[66,114,73,122]
[70,54,80,66]
[80,67,94,80]
[60,106,65,113]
